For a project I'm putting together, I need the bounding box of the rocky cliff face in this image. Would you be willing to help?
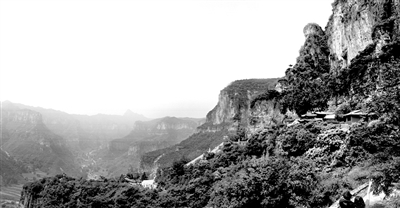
[326,0,400,70]
[248,99,286,134]
[206,90,237,126]
[203,79,285,134]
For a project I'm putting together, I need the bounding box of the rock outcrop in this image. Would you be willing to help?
[203,78,283,133]
[326,0,400,70]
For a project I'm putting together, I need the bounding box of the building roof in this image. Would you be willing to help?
[316,111,335,115]
[344,110,368,117]
[301,113,317,118]
[324,114,336,119]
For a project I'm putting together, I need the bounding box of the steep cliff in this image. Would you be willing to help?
[326,0,400,70]
[203,79,282,131]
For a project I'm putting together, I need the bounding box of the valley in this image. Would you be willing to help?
[0,101,205,205]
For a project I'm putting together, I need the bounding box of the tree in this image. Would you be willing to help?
[140,172,148,181]
[209,156,319,208]
[282,25,331,115]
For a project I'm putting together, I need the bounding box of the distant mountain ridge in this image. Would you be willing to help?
[1,101,148,151]
[110,116,204,153]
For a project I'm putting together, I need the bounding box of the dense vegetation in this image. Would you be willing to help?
[281,24,331,115]
[23,117,400,207]
[0,150,26,186]
[20,174,159,207]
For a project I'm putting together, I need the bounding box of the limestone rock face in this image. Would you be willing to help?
[204,79,283,134]
[248,99,284,135]
[206,90,237,126]
[304,23,325,38]
[326,0,400,70]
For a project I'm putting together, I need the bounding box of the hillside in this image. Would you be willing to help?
[0,149,25,186]
[1,107,81,177]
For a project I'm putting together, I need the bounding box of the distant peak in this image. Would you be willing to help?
[124,109,135,117]
[123,110,147,120]
[1,100,19,110]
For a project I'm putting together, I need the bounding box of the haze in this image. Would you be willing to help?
[0,0,333,118]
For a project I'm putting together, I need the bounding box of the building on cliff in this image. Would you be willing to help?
[343,110,377,124]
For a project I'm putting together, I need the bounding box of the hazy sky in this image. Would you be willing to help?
[0,0,333,118]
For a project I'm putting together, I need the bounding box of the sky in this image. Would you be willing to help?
[0,0,334,119]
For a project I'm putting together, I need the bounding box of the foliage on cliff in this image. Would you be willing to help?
[281,24,331,115]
